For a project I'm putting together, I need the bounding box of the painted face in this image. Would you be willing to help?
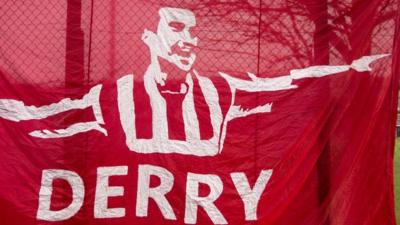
[157,8,198,71]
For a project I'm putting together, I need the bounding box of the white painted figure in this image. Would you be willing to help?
[0,7,389,156]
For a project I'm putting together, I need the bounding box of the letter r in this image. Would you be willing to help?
[136,164,176,220]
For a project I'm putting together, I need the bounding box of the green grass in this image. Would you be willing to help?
[395,139,400,224]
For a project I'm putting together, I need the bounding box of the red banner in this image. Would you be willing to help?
[0,1,399,225]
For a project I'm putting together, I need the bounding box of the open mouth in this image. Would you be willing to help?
[168,51,194,67]
[180,59,190,65]
[169,49,192,58]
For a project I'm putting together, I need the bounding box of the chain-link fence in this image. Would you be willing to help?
[0,0,398,88]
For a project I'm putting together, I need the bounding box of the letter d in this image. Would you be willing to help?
[37,169,84,221]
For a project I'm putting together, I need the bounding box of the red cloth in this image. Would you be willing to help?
[0,1,399,225]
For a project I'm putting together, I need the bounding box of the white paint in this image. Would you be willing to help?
[290,54,390,80]
[194,70,223,140]
[94,166,128,218]
[30,121,107,138]
[290,65,350,79]
[184,173,227,224]
[228,104,273,120]
[231,170,273,221]
[37,169,84,221]
[219,72,297,92]
[144,64,169,141]
[0,84,106,138]
[117,74,221,156]
[117,74,137,148]
[182,73,201,141]
[148,7,198,72]
[350,54,389,72]
[36,165,275,223]
[136,164,177,220]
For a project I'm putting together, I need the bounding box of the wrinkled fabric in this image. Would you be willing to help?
[0,1,399,225]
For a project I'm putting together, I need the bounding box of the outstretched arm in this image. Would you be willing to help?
[220,54,389,93]
[289,54,389,79]
[0,84,107,138]
[221,54,389,119]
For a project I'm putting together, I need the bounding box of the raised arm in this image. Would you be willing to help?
[0,84,107,138]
